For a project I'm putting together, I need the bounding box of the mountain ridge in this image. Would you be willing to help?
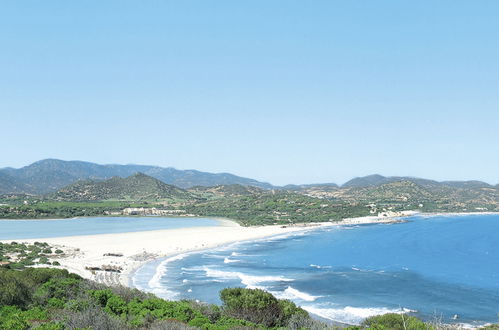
[0,159,274,194]
[0,159,497,195]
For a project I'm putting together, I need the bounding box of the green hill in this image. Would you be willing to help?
[51,173,195,202]
[189,184,266,197]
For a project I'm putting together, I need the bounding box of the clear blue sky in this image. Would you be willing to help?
[1,1,498,185]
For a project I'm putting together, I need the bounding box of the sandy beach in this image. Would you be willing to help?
[1,215,408,288]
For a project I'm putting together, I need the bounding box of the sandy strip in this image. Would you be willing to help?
[1,216,406,287]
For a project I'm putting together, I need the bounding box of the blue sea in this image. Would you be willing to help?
[132,214,499,327]
[0,217,220,240]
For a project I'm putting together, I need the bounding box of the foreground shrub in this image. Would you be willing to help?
[57,306,128,330]
[220,287,308,327]
[0,270,32,308]
[361,313,431,330]
[286,312,330,330]
[149,319,197,330]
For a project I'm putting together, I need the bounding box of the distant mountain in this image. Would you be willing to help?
[341,175,493,190]
[145,167,273,190]
[51,173,194,201]
[0,159,274,194]
[342,174,389,188]
[1,160,497,199]
[0,172,30,194]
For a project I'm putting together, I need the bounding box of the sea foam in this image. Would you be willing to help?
[303,306,417,325]
[223,257,241,263]
[275,286,321,302]
[145,254,187,299]
[203,267,293,289]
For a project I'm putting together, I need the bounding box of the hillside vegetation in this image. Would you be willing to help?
[51,173,194,202]
[0,172,498,224]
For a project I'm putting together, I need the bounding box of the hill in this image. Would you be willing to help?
[188,184,266,197]
[342,174,494,189]
[51,173,195,202]
[294,179,499,214]
[0,159,274,194]
[342,174,390,188]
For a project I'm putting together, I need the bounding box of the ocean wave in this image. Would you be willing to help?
[203,254,226,259]
[303,305,417,325]
[275,286,321,302]
[203,267,293,289]
[223,257,241,263]
[147,254,186,291]
[310,264,332,269]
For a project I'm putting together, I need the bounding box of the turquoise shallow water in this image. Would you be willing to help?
[133,214,499,326]
[0,217,220,239]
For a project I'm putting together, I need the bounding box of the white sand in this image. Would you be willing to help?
[1,216,405,287]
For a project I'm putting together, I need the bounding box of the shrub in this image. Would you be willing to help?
[188,301,221,323]
[105,294,127,315]
[0,270,32,308]
[39,256,50,264]
[149,319,197,330]
[286,313,329,330]
[35,277,81,304]
[361,313,431,330]
[56,306,127,330]
[90,289,116,307]
[188,316,211,327]
[220,287,308,327]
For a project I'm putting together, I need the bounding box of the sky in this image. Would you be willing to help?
[1,1,498,185]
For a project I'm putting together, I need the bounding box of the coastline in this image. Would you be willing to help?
[419,211,499,217]
[0,215,406,287]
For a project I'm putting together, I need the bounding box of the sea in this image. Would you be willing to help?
[132,214,499,327]
[0,216,220,240]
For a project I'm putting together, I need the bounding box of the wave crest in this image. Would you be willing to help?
[203,268,293,289]
[303,306,417,325]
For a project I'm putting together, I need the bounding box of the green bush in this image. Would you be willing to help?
[105,294,127,315]
[0,270,32,308]
[361,313,431,330]
[220,287,308,327]
[35,277,81,303]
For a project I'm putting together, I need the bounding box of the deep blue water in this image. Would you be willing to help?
[0,217,220,239]
[133,214,499,326]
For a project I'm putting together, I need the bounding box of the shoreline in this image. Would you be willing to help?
[3,210,494,288]
[0,215,406,287]
[419,211,499,217]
